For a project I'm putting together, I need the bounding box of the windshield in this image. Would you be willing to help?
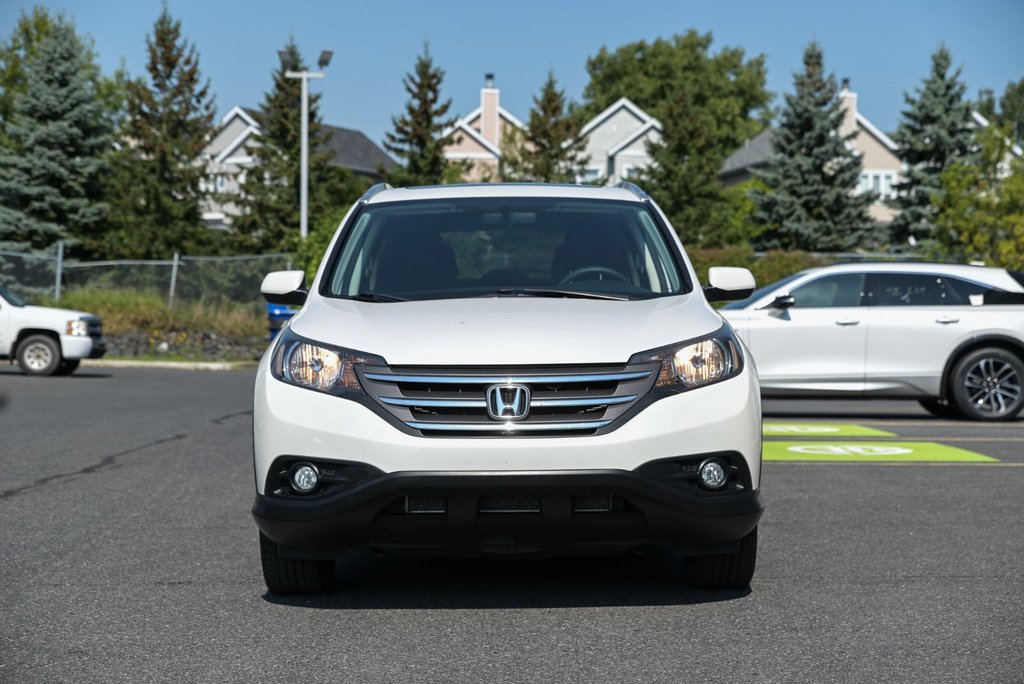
[721,271,809,309]
[323,197,688,301]
[0,286,27,307]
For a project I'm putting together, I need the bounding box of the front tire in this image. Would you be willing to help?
[17,335,61,376]
[684,526,757,589]
[949,348,1024,421]
[259,532,334,595]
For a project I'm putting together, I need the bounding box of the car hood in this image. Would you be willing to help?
[290,294,725,365]
[16,305,98,326]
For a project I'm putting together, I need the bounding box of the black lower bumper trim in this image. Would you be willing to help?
[253,468,763,559]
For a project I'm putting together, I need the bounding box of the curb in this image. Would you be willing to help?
[82,359,256,372]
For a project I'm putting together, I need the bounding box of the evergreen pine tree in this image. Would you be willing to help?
[384,45,462,186]
[0,18,111,254]
[998,77,1024,148]
[502,72,586,182]
[234,40,363,253]
[750,42,875,251]
[890,45,973,244]
[102,8,216,259]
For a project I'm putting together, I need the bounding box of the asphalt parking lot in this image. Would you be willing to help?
[1,366,1021,682]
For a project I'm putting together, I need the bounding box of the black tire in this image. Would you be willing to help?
[949,347,1024,421]
[259,532,334,595]
[16,334,61,376]
[684,526,757,590]
[918,398,963,420]
[54,359,81,376]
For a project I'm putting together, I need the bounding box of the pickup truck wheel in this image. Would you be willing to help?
[17,335,61,376]
[684,526,757,590]
[259,532,334,595]
[918,399,963,419]
[950,348,1024,421]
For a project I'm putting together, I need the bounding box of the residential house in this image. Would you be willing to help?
[719,80,903,224]
[576,97,662,185]
[443,75,527,181]
[200,106,398,229]
[442,77,662,185]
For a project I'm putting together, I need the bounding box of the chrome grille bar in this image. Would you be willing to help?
[380,397,487,408]
[530,395,636,408]
[406,420,612,432]
[364,370,651,384]
[379,395,637,409]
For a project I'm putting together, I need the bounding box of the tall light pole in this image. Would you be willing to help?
[279,49,333,241]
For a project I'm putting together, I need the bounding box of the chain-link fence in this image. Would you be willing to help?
[0,243,292,304]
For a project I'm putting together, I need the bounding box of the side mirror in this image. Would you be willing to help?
[261,270,308,306]
[769,294,796,310]
[703,267,756,303]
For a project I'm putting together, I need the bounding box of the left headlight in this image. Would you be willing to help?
[270,327,385,394]
[629,326,744,391]
[66,319,89,336]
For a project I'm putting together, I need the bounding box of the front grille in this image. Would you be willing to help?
[86,318,103,340]
[358,363,659,437]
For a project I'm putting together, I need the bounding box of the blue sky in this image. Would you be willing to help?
[2,0,1022,149]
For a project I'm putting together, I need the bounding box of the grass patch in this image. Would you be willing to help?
[38,288,265,338]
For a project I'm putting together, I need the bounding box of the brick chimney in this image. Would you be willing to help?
[839,77,858,138]
[481,73,500,147]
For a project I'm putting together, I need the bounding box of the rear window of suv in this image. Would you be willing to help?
[323,197,689,301]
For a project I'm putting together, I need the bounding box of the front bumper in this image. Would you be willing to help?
[61,335,106,360]
[253,466,763,559]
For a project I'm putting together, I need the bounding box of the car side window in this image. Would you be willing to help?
[870,273,958,306]
[788,273,866,308]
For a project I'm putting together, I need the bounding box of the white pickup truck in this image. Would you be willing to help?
[0,286,106,375]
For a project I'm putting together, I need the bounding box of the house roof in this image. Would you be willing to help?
[606,119,664,158]
[461,105,527,132]
[579,97,656,138]
[217,107,397,176]
[719,128,774,179]
[320,124,398,175]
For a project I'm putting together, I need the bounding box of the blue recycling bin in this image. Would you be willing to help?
[266,302,298,341]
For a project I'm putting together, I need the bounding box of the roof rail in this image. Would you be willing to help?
[614,181,651,201]
[359,182,393,203]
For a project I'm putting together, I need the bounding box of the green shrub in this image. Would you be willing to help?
[36,288,264,337]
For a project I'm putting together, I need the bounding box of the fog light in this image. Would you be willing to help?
[290,463,319,493]
[699,459,728,490]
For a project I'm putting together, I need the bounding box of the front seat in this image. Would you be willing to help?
[373,229,457,293]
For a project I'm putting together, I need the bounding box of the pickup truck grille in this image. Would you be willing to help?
[357,363,659,437]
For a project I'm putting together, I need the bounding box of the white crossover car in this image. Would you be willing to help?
[253,183,763,594]
[722,262,1024,421]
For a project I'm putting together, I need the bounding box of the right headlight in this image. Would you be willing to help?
[629,326,744,391]
[270,327,385,395]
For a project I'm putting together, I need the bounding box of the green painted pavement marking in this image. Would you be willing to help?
[762,422,896,438]
[763,441,998,462]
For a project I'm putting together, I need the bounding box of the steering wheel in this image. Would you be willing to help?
[558,265,630,286]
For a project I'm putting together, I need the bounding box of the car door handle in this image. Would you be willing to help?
[935,316,960,324]
[834,319,860,326]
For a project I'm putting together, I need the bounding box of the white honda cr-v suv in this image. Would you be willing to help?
[253,182,762,594]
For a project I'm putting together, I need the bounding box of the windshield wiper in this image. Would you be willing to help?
[352,292,408,302]
[493,288,629,301]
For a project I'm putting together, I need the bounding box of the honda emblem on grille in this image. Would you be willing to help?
[486,384,531,421]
